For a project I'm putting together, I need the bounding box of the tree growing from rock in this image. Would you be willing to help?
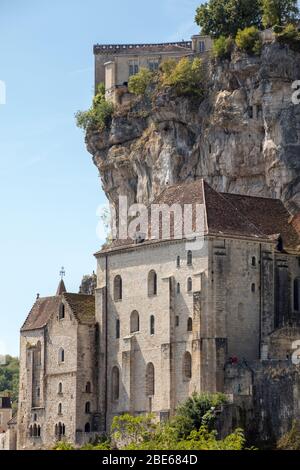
[262,0,299,27]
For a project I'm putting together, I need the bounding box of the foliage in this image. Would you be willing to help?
[160,57,205,97]
[235,26,262,55]
[195,0,262,38]
[53,441,75,450]
[277,421,300,450]
[80,441,111,450]
[262,0,299,28]
[111,413,156,449]
[0,355,19,412]
[212,36,234,59]
[173,392,228,438]
[276,23,300,51]
[128,68,155,96]
[75,82,114,132]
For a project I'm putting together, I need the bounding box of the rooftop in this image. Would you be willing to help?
[94,41,193,55]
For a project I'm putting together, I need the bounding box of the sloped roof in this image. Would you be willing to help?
[96,179,300,254]
[21,293,95,332]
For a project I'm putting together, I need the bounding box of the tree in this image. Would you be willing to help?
[0,356,19,412]
[161,57,205,97]
[262,0,299,28]
[128,68,155,96]
[195,0,262,38]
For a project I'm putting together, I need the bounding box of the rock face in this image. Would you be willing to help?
[86,42,300,214]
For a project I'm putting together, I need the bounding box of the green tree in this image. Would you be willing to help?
[161,57,205,97]
[128,68,155,96]
[235,26,262,54]
[195,0,262,38]
[262,0,299,27]
[0,356,19,412]
[75,82,114,132]
[213,36,234,59]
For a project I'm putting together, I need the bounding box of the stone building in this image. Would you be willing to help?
[94,34,212,102]
[95,179,300,431]
[17,178,300,446]
[17,280,99,449]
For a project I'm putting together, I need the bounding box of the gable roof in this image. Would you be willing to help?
[21,293,95,332]
[96,178,300,255]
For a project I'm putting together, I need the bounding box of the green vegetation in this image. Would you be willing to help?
[0,356,19,412]
[277,421,300,450]
[75,83,114,132]
[212,36,234,59]
[53,393,248,451]
[262,0,299,28]
[160,57,205,97]
[195,0,262,38]
[128,68,155,96]
[235,26,262,55]
[275,23,300,51]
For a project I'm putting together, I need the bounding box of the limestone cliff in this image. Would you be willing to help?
[86,42,300,213]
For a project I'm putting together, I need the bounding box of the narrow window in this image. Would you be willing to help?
[175,316,179,327]
[176,256,180,268]
[145,363,155,396]
[37,425,41,437]
[183,352,192,380]
[130,310,140,333]
[58,382,63,394]
[148,270,157,296]
[177,283,180,294]
[58,348,65,363]
[187,277,192,292]
[85,402,91,414]
[252,257,256,267]
[150,315,155,335]
[251,283,256,293]
[116,319,120,339]
[187,251,193,266]
[187,318,193,332]
[58,403,62,415]
[30,426,33,437]
[114,275,122,301]
[37,387,40,398]
[59,303,65,320]
[85,423,91,433]
[85,382,91,393]
[294,278,300,311]
[112,366,120,401]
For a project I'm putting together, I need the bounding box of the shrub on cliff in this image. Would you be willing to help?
[160,57,205,97]
[213,36,234,59]
[75,83,114,131]
[235,26,262,55]
[275,23,300,51]
[128,68,155,96]
[277,421,300,450]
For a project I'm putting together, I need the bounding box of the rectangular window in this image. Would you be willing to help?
[129,60,139,76]
[199,41,205,53]
[148,60,159,72]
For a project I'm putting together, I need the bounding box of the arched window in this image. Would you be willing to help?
[177,283,180,294]
[62,424,65,436]
[55,424,58,436]
[150,315,155,335]
[251,283,256,293]
[33,423,37,437]
[112,366,120,401]
[85,402,91,414]
[114,275,122,301]
[187,318,193,332]
[59,303,65,320]
[58,348,65,363]
[85,381,91,393]
[187,277,192,292]
[116,319,120,339]
[183,352,192,380]
[130,310,140,333]
[29,426,33,437]
[58,382,63,394]
[145,363,155,396]
[252,257,256,267]
[176,316,179,327]
[176,256,180,268]
[294,278,300,312]
[58,403,62,415]
[148,270,157,296]
[187,251,193,266]
[37,425,41,437]
[85,423,91,433]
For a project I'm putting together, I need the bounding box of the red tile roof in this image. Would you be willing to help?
[96,179,300,254]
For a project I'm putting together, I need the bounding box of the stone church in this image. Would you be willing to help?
[16,178,300,449]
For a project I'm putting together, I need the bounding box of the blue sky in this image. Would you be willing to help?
[0,0,201,356]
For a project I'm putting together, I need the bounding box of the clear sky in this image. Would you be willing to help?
[0,0,201,356]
